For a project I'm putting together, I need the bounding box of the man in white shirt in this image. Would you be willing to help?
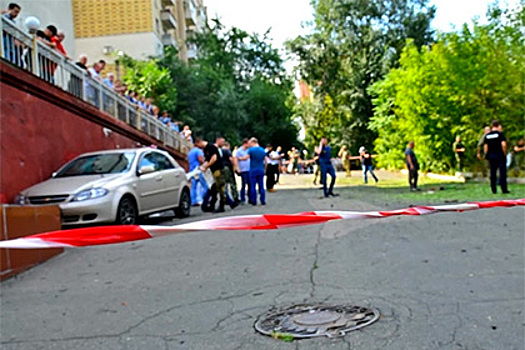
[234,139,251,204]
[266,144,281,192]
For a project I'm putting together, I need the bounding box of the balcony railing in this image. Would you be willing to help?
[161,33,178,48]
[184,0,197,26]
[0,17,191,155]
[160,9,177,30]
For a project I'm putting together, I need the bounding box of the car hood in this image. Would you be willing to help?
[21,174,124,196]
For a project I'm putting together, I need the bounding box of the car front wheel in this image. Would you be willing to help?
[116,196,138,225]
[175,189,190,218]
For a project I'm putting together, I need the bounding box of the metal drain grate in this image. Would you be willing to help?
[255,304,380,339]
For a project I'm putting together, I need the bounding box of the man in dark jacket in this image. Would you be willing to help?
[483,120,509,194]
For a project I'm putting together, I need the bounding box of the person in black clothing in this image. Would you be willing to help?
[196,137,238,213]
[405,141,419,191]
[359,146,378,184]
[483,120,509,194]
[36,25,57,48]
[195,137,226,212]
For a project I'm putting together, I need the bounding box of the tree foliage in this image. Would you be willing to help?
[287,0,435,152]
[369,5,525,172]
[157,21,298,149]
[120,56,177,113]
[122,20,298,149]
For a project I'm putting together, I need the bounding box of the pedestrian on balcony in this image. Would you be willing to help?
[159,110,170,125]
[151,105,160,119]
[51,30,69,59]
[113,80,127,95]
[169,121,181,132]
[2,3,23,66]
[2,3,20,21]
[181,125,192,141]
[88,60,104,81]
[35,25,58,83]
[144,98,154,115]
[104,72,115,89]
[75,54,88,70]
[36,25,57,49]
[137,95,146,110]
[126,90,137,104]
[86,61,105,107]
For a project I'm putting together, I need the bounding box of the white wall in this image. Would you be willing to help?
[2,0,76,57]
[75,32,163,65]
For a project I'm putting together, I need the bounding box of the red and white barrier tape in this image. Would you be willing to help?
[1,198,523,249]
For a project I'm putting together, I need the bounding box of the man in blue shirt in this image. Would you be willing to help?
[246,137,267,205]
[3,3,22,66]
[187,145,207,206]
[319,137,338,197]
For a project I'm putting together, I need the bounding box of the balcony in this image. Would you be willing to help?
[162,34,178,48]
[184,0,197,26]
[161,0,175,6]
[161,9,177,30]
[187,43,198,60]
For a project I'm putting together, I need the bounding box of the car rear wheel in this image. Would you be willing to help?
[175,189,190,218]
[116,197,138,225]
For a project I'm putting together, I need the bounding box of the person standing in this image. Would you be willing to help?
[187,145,207,206]
[275,146,283,184]
[2,3,22,66]
[221,141,240,204]
[512,139,525,175]
[266,144,280,192]
[483,120,509,194]
[452,136,466,171]
[359,146,378,184]
[247,138,267,205]
[338,145,351,177]
[405,141,420,191]
[195,137,229,213]
[234,139,251,204]
[319,137,337,197]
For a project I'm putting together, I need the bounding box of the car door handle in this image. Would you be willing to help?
[155,176,163,181]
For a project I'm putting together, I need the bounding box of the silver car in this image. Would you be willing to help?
[15,148,190,226]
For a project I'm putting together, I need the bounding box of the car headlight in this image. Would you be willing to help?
[14,193,28,205]
[73,188,108,202]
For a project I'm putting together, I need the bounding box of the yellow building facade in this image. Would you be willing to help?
[72,0,206,68]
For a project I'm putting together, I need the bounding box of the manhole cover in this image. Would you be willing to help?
[255,304,380,339]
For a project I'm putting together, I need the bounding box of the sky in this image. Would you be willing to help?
[204,0,522,51]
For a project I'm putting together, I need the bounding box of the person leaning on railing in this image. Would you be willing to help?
[2,3,23,66]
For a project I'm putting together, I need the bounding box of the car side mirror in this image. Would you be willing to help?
[138,164,155,175]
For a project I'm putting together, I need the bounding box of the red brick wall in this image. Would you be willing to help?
[0,60,187,203]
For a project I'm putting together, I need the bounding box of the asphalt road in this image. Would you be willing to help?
[1,179,524,349]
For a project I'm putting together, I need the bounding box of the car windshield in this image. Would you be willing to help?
[55,152,136,177]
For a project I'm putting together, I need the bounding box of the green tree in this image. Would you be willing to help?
[120,55,177,113]
[158,21,298,148]
[370,4,525,172]
[287,0,435,152]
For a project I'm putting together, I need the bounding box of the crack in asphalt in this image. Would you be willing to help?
[309,227,322,299]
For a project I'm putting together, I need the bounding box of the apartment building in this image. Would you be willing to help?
[73,0,207,65]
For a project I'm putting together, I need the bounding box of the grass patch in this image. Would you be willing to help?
[270,331,294,342]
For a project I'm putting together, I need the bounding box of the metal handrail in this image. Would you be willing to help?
[0,17,191,154]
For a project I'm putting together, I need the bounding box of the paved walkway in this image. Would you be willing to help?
[1,180,524,349]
